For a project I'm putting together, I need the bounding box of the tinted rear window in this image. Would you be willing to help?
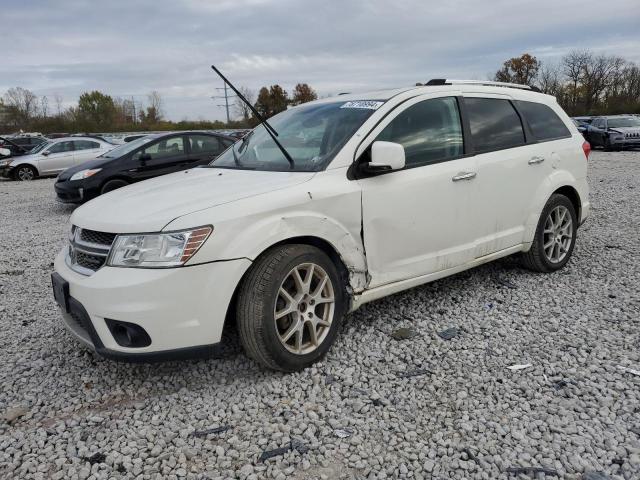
[465,98,525,153]
[515,101,570,141]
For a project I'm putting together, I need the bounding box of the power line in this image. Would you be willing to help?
[211,83,237,124]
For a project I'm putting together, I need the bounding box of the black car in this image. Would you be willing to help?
[4,136,47,152]
[55,131,235,203]
[0,136,30,158]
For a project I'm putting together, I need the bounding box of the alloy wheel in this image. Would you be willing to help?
[17,167,34,181]
[274,262,335,355]
[543,205,573,263]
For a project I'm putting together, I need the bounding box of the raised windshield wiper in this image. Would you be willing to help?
[211,65,294,168]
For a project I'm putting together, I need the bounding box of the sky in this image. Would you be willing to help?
[1,0,639,122]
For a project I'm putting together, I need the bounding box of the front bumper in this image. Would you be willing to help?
[53,248,252,361]
[1,165,14,178]
[54,180,86,203]
[611,137,640,148]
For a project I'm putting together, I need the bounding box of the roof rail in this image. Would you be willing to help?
[425,79,539,91]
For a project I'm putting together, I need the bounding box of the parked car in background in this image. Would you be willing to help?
[572,119,588,138]
[585,115,640,150]
[572,116,593,125]
[1,137,114,181]
[0,136,31,158]
[123,134,148,143]
[54,131,235,203]
[5,135,47,152]
[52,80,589,370]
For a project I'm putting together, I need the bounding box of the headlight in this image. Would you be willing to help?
[107,226,212,268]
[70,168,102,181]
[1,158,13,167]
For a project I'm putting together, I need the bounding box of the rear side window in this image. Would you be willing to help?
[465,98,525,153]
[188,135,222,155]
[515,101,570,141]
[376,96,463,167]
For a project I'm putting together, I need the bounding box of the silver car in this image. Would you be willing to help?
[0,137,114,181]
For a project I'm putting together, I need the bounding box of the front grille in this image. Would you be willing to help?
[80,229,117,246]
[66,227,116,275]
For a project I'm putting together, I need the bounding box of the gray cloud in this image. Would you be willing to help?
[1,0,639,120]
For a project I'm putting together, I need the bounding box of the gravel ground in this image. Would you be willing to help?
[0,151,639,480]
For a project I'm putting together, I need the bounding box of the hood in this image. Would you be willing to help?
[57,157,114,181]
[71,167,316,233]
[609,127,640,135]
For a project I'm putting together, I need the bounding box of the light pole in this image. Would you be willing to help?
[211,83,237,125]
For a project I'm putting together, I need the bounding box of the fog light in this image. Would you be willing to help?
[105,319,151,348]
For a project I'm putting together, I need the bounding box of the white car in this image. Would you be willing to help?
[1,137,114,181]
[52,80,590,371]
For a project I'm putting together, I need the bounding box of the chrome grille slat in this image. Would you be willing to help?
[66,227,116,275]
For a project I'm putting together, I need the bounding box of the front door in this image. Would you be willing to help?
[357,95,478,288]
[38,140,75,175]
[129,135,187,181]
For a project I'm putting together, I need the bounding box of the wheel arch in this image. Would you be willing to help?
[221,235,357,335]
[552,185,581,222]
[12,162,39,179]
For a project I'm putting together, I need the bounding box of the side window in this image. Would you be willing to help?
[515,101,571,141]
[376,97,463,167]
[48,141,74,154]
[188,135,222,155]
[138,136,185,159]
[73,140,100,150]
[465,98,525,153]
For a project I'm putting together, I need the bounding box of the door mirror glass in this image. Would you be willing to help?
[364,141,406,173]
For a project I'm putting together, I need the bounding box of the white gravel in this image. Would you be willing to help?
[0,151,639,480]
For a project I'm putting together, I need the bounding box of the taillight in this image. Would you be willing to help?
[582,141,591,160]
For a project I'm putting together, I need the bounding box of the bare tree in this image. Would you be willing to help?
[233,86,255,121]
[562,50,591,112]
[3,87,38,126]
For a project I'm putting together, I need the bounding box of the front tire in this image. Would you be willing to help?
[521,194,577,273]
[236,244,346,371]
[100,179,128,195]
[14,165,37,181]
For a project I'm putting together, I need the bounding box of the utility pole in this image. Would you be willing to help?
[212,82,237,125]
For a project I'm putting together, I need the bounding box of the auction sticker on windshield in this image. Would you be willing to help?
[340,100,384,110]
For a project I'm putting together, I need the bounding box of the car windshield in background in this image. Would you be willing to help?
[211,101,382,172]
[100,135,159,158]
[608,117,640,128]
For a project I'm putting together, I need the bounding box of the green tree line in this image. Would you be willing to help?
[0,83,318,134]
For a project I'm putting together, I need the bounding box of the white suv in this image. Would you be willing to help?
[52,80,590,371]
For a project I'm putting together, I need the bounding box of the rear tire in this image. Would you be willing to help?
[14,165,37,181]
[236,244,346,371]
[100,179,128,195]
[521,194,577,273]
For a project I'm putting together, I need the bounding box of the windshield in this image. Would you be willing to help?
[608,117,640,128]
[100,135,159,158]
[30,141,52,154]
[211,100,382,171]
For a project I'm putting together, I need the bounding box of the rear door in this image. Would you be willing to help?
[186,134,226,167]
[38,140,75,174]
[358,94,478,287]
[72,140,103,166]
[466,96,554,256]
[129,135,187,181]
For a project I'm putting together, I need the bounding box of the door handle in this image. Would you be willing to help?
[528,156,545,165]
[452,171,477,182]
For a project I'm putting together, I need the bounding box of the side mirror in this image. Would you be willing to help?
[41,151,50,156]
[362,141,405,174]
[138,152,151,164]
